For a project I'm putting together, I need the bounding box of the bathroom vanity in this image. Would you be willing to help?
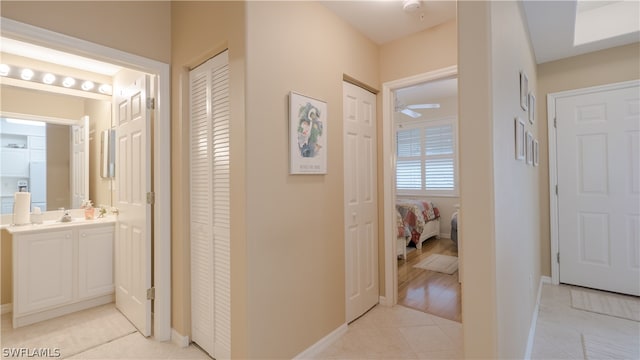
[7,216,116,327]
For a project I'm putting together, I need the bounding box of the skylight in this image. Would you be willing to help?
[574,0,640,46]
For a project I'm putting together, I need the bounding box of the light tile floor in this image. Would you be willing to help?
[2,284,637,359]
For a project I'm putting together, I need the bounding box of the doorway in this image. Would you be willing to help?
[1,18,171,340]
[381,66,462,322]
[548,79,640,296]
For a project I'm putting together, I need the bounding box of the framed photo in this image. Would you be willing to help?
[526,131,534,165]
[528,93,536,124]
[289,91,327,174]
[520,71,528,111]
[533,139,539,166]
[515,117,525,160]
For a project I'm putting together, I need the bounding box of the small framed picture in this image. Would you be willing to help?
[515,117,525,160]
[528,93,536,124]
[533,139,539,166]
[526,131,534,165]
[289,91,327,174]
[520,71,529,111]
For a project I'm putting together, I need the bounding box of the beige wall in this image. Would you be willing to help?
[1,230,11,305]
[0,86,85,120]
[0,1,171,64]
[46,124,71,209]
[244,2,378,358]
[170,1,248,357]
[537,43,640,276]
[458,1,498,357]
[459,1,542,358]
[86,99,113,209]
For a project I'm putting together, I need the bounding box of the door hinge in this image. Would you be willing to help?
[146,287,155,300]
[557,252,560,264]
[554,117,557,128]
[146,97,156,110]
[555,185,558,195]
[146,192,155,205]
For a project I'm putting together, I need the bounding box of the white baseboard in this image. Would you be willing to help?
[524,276,551,359]
[1,303,12,315]
[293,323,347,359]
[379,296,392,306]
[171,328,190,348]
[440,232,451,240]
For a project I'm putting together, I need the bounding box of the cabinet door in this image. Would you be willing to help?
[1,148,29,177]
[78,225,114,299]
[15,230,73,314]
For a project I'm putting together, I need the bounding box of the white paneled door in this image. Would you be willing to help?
[344,81,378,323]
[71,116,89,209]
[556,82,640,296]
[114,70,152,335]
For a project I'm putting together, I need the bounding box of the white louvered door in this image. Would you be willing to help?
[71,116,89,208]
[190,50,231,358]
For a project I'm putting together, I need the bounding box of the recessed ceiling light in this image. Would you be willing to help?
[20,68,34,80]
[42,73,56,85]
[0,64,10,76]
[81,80,95,91]
[62,77,76,88]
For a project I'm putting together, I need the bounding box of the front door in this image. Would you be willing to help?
[344,81,378,322]
[556,82,639,296]
[113,69,152,335]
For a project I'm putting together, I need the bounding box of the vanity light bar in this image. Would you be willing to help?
[0,63,112,95]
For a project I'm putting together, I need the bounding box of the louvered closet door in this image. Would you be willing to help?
[190,50,231,359]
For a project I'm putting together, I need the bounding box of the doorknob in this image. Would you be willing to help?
[111,207,120,215]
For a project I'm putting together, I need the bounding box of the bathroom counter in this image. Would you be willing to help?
[5,215,117,234]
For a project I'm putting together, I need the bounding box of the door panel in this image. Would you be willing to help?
[344,81,378,322]
[114,69,152,335]
[71,116,89,208]
[557,84,640,295]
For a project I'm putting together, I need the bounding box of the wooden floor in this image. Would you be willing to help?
[397,236,462,323]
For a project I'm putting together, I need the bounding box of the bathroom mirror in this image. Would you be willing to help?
[100,128,116,179]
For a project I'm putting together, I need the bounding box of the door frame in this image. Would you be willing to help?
[1,17,172,341]
[381,65,457,306]
[547,79,640,285]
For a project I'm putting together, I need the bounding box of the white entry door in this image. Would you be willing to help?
[113,69,152,335]
[556,82,640,296]
[344,81,378,322]
[71,116,89,208]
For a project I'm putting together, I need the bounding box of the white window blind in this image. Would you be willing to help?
[396,118,457,196]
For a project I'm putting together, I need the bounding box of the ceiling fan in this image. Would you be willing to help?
[394,97,440,118]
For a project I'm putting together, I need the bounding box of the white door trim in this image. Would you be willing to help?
[1,17,172,341]
[547,79,640,285]
[381,66,457,306]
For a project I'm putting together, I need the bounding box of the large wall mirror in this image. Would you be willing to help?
[0,85,113,213]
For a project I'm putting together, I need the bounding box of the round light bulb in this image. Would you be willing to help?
[42,73,56,85]
[98,84,112,94]
[62,77,76,88]
[0,64,10,76]
[81,81,95,91]
[20,68,34,81]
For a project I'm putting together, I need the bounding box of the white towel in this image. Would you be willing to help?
[13,192,31,225]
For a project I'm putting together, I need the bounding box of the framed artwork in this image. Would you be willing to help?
[520,71,529,111]
[515,117,525,160]
[533,139,539,166]
[289,91,327,174]
[528,93,536,124]
[526,131,534,165]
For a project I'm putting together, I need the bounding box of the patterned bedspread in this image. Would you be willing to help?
[396,200,440,245]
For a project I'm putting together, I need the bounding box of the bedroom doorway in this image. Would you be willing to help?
[382,66,462,323]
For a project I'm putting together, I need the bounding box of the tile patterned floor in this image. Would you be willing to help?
[2,283,637,359]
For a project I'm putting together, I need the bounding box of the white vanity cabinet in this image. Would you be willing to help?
[11,220,115,327]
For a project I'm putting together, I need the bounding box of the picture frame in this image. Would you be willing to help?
[520,71,529,111]
[289,91,327,174]
[533,139,539,166]
[526,131,534,165]
[528,92,536,124]
[515,117,525,160]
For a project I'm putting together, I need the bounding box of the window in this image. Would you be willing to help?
[396,117,457,196]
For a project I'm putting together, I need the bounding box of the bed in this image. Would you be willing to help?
[396,199,440,259]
